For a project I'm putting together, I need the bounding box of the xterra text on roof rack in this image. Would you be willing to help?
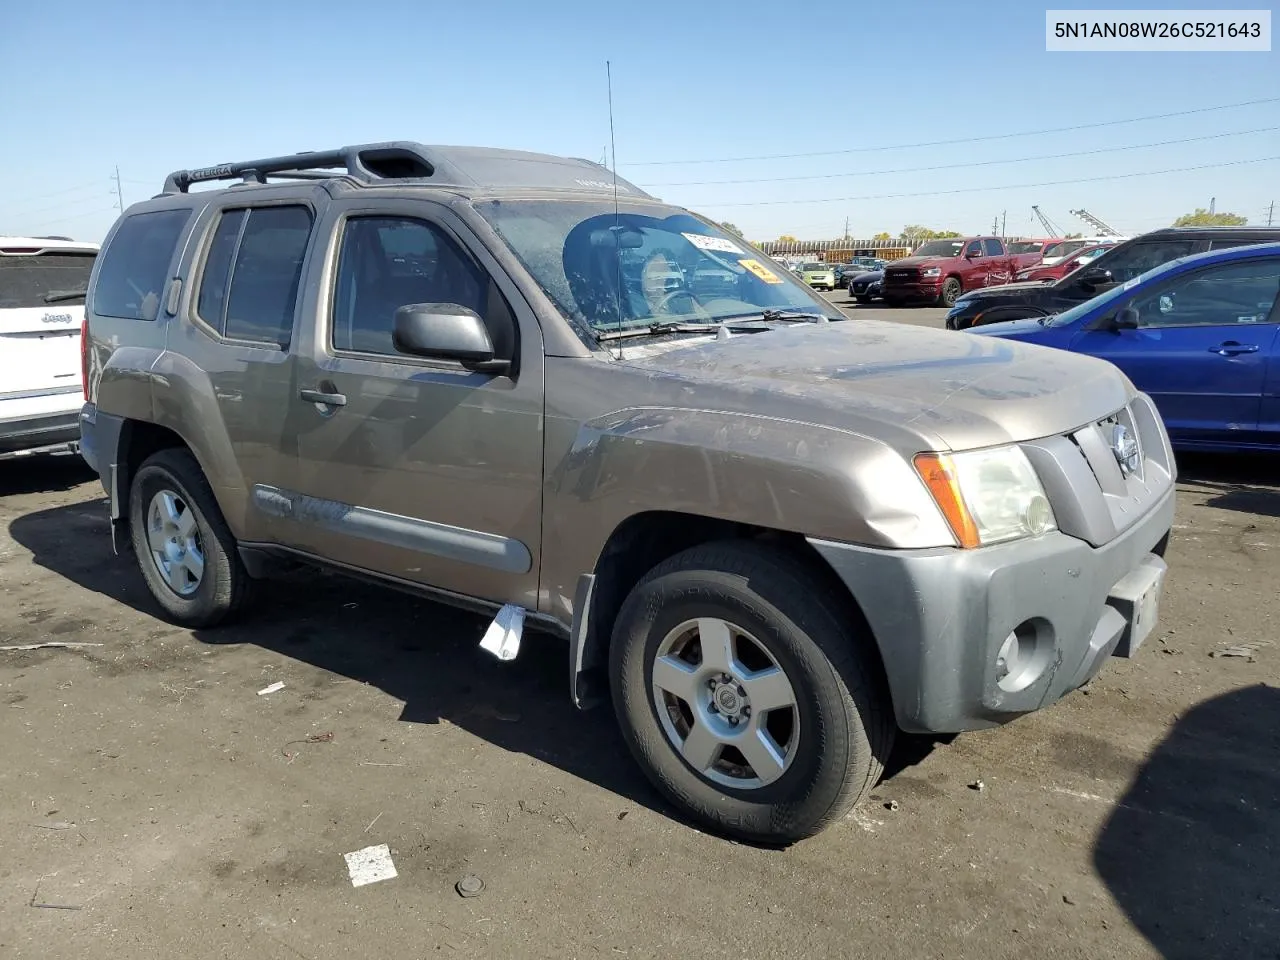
[79,141,1175,843]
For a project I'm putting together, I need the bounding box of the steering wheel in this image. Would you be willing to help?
[652,288,713,322]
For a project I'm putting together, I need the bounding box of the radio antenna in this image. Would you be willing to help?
[607,60,624,361]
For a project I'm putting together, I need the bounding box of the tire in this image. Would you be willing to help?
[128,447,253,628]
[938,277,963,308]
[610,541,894,844]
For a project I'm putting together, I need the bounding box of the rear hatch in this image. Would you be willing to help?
[0,244,97,399]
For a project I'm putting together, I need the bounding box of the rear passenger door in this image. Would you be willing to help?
[275,199,545,610]
[983,237,1012,286]
[165,201,315,543]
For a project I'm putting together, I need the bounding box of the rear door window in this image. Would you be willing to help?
[1094,240,1198,283]
[0,249,97,309]
[93,209,191,320]
[194,206,312,347]
[983,238,1006,256]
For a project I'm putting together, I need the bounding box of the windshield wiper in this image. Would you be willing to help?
[596,320,773,343]
[720,309,829,323]
[43,289,87,303]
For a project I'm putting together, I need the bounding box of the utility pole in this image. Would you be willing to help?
[1267,200,1275,227]
[1209,196,1216,215]
[111,165,124,212]
[844,215,850,240]
[1001,210,1007,238]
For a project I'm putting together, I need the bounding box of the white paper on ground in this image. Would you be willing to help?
[344,843,398,887]
[479,603,525,661]
[257,681,285,696]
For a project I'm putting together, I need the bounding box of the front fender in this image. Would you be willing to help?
[539,405,955,624]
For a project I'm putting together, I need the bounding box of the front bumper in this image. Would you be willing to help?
[808,486,1175,734]
[883,280,941,300]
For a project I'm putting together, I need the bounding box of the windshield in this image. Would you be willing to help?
[801,262,827,272]
[1046,257,1186,328]
[475,200,838,334]
[1044,240,1087,259]
[914,240,965,258]
[0,251,96,308]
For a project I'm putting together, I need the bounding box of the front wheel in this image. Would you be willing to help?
[938,277,963,308]
[610,541,894,844]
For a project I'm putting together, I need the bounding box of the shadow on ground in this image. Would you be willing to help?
[0,452,97,498]
[1094,683,1280,960]
[9,497,936,836]
[1175,451,1280,519]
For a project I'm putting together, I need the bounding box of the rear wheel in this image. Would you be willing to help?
[610,541,894,844]
[128,448,253,628]
[938,277,963,308]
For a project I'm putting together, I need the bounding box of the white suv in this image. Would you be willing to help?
[0,236,98,458]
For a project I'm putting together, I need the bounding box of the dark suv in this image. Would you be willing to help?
[945,227,1280,330]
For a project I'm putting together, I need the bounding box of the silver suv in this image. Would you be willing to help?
[78,141,1175,844]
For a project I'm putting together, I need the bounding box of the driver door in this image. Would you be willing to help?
[1070,256,1280,445]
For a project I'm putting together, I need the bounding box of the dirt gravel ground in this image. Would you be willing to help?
[2,306,1277,960]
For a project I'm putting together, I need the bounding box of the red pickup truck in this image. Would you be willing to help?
[881,236,1018,308]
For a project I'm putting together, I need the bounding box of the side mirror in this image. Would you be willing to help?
[1112,306,1140,330]
[392,303,508,373]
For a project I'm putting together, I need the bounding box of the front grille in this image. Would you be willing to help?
[1020,397,1174,548]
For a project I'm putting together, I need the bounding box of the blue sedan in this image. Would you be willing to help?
[969,242,1280,452]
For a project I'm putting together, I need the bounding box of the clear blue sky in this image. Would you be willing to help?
[2,0,1276,243]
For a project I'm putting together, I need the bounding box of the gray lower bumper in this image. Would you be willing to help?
[0,411,80,455]
[809,487,1175,734]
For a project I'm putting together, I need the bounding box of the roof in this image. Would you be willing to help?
[159,141,657,202]
[0,236,100,253]
[1143,226,1280,236]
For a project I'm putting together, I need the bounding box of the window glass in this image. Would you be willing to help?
[0,251,96,308]
[93,209,191,320]
[332,216,487,355]
[983,238,1005,256]
[1129,259,1280,328]
[1092,240,1198,283]
[223,206,311,346]
[195,209,246,332]
[964,240,982,257]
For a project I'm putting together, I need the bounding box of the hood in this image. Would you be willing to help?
[954,281,1053,304]
[886,255,949,268]
[966,316,1060,338]
[617,320,1131,453]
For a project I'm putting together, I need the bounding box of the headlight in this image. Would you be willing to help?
[914,446,1057,548]
[921,267,941,278]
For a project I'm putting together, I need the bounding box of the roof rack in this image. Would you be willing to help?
[160,141,657,200]
[162,141,436,193]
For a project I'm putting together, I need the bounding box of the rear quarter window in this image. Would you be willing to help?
[92,209,192,320]
[0,250,97,308]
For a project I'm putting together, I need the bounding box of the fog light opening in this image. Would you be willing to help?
[995,621,1047,693]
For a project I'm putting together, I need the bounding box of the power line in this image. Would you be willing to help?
[642,126,1280,188]
[35,205,120,227]
[623,96,1280,167]
[1,183,111,220]
[702,155,1280,208]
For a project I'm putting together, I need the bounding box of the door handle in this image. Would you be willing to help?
[1210,342,1260,356]
[300,388,347,406]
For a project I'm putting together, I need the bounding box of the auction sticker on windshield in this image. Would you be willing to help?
[738,258,783,283]
[683,233,742,254]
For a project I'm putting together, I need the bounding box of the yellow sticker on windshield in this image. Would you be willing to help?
[738,258,783,284]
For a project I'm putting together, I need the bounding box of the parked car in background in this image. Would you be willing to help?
[847,268,884,303]
[945,227,1280,329]
[1007,238,1058,272]
[1,236,98,458]
[798,261,837,291]
[882,236,1017,307]
[833,260,883,287]
[971,242,1280,452]
[1014,244,1109,283]
[1040,236,1124,266]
